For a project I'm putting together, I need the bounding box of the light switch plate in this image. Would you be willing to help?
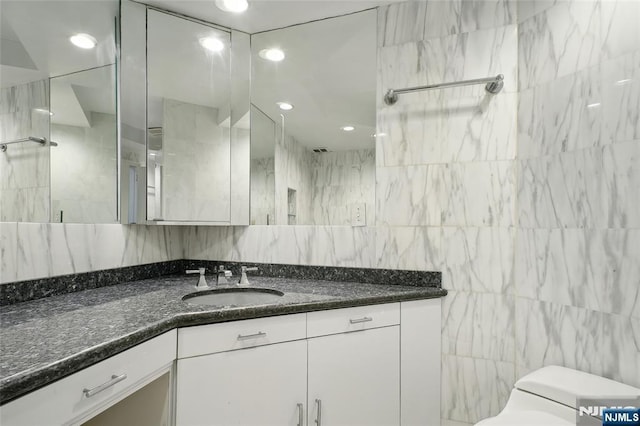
[351,203,366,227]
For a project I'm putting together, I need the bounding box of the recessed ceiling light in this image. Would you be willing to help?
[70,33,97,49]
[200,37,224,52]
[341,125,355,132]
[277,102,293,111]
[215,0,248,13]
[587,102,601,109]
[259,48,285,62]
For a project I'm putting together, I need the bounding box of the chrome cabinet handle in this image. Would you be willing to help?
[349,316,373,324]
[83,374,127,398]
[237,331,267,341]
[297,403,304,426]
[315,399,322,426]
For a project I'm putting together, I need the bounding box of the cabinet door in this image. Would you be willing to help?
[176,339,306,426]
[308,326,400,426]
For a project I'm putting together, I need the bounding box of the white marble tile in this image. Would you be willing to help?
[377,92,517,167]
[441,227,514,294]
[0,223,184,283]
[376,164,447,227]
[461,0,517,33]
[441,354,515,424]
[377,2,428,47]
[602,314,640,387]
[517,0,559,23]
[601,50,640,144]
[183,225,376,268]
[518,65,602,159]
[516,228,640,318]
[422,0,463,40]
[515,297,605,378]
[516,228,597,311]
[601,0,640,61]
[442,290,515,362]
[443,161,516,227]
[375,226,440,270]
[376,102,444,167]
[518,1,602,91]
[517,142,640,229]
[379,25,518,105]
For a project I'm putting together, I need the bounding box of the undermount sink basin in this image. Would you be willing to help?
[182,288,285,306]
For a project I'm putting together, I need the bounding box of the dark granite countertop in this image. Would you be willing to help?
[0,275,446,405]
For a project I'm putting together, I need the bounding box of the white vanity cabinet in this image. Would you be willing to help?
[307,326,400,425]
[0,330,176,426]
[175,314,307,426]
[174,299,441,426]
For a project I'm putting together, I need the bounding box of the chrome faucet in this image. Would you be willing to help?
[238,266,258,286]
[216,265,232,284]
[186,267,208,290]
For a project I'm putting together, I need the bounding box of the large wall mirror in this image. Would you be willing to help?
[0,0,118,223]
[120,1,250,225]
[250,9,376,226]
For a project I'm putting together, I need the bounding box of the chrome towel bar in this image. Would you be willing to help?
[0,136,57,152]
[384,74,504,105]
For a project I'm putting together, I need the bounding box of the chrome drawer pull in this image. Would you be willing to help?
[297,403,304,426]
[349,316,373,324]
[83,374,127,398]
[315,399,322,425]
[237,331,267,341]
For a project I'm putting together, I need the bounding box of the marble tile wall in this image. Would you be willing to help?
[377,1,517,424]
[515,0,640,392]
[183,225,375,268]
[0,222,183,284]
[50,112,118,223]
[0,80,50,222]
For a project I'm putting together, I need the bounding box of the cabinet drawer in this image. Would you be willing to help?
[1,330,176,426]
[307,303,400,337]
[177,313,306,358]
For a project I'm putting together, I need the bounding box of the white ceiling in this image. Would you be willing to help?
[141,0,394,34]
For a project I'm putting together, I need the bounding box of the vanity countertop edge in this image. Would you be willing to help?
[0,275,446,405]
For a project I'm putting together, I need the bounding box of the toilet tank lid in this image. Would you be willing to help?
[515,366,640,409]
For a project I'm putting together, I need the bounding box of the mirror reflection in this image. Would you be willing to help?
[250,105,276,225]
[50,65,117,223]
[250,9,376,226]
[0,0,118,223]
[146,9,232,222]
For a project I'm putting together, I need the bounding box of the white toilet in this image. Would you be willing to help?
[475,366,640,426]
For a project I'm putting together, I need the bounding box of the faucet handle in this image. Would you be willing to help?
[186,267,208,289]
[239,266,258,286]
